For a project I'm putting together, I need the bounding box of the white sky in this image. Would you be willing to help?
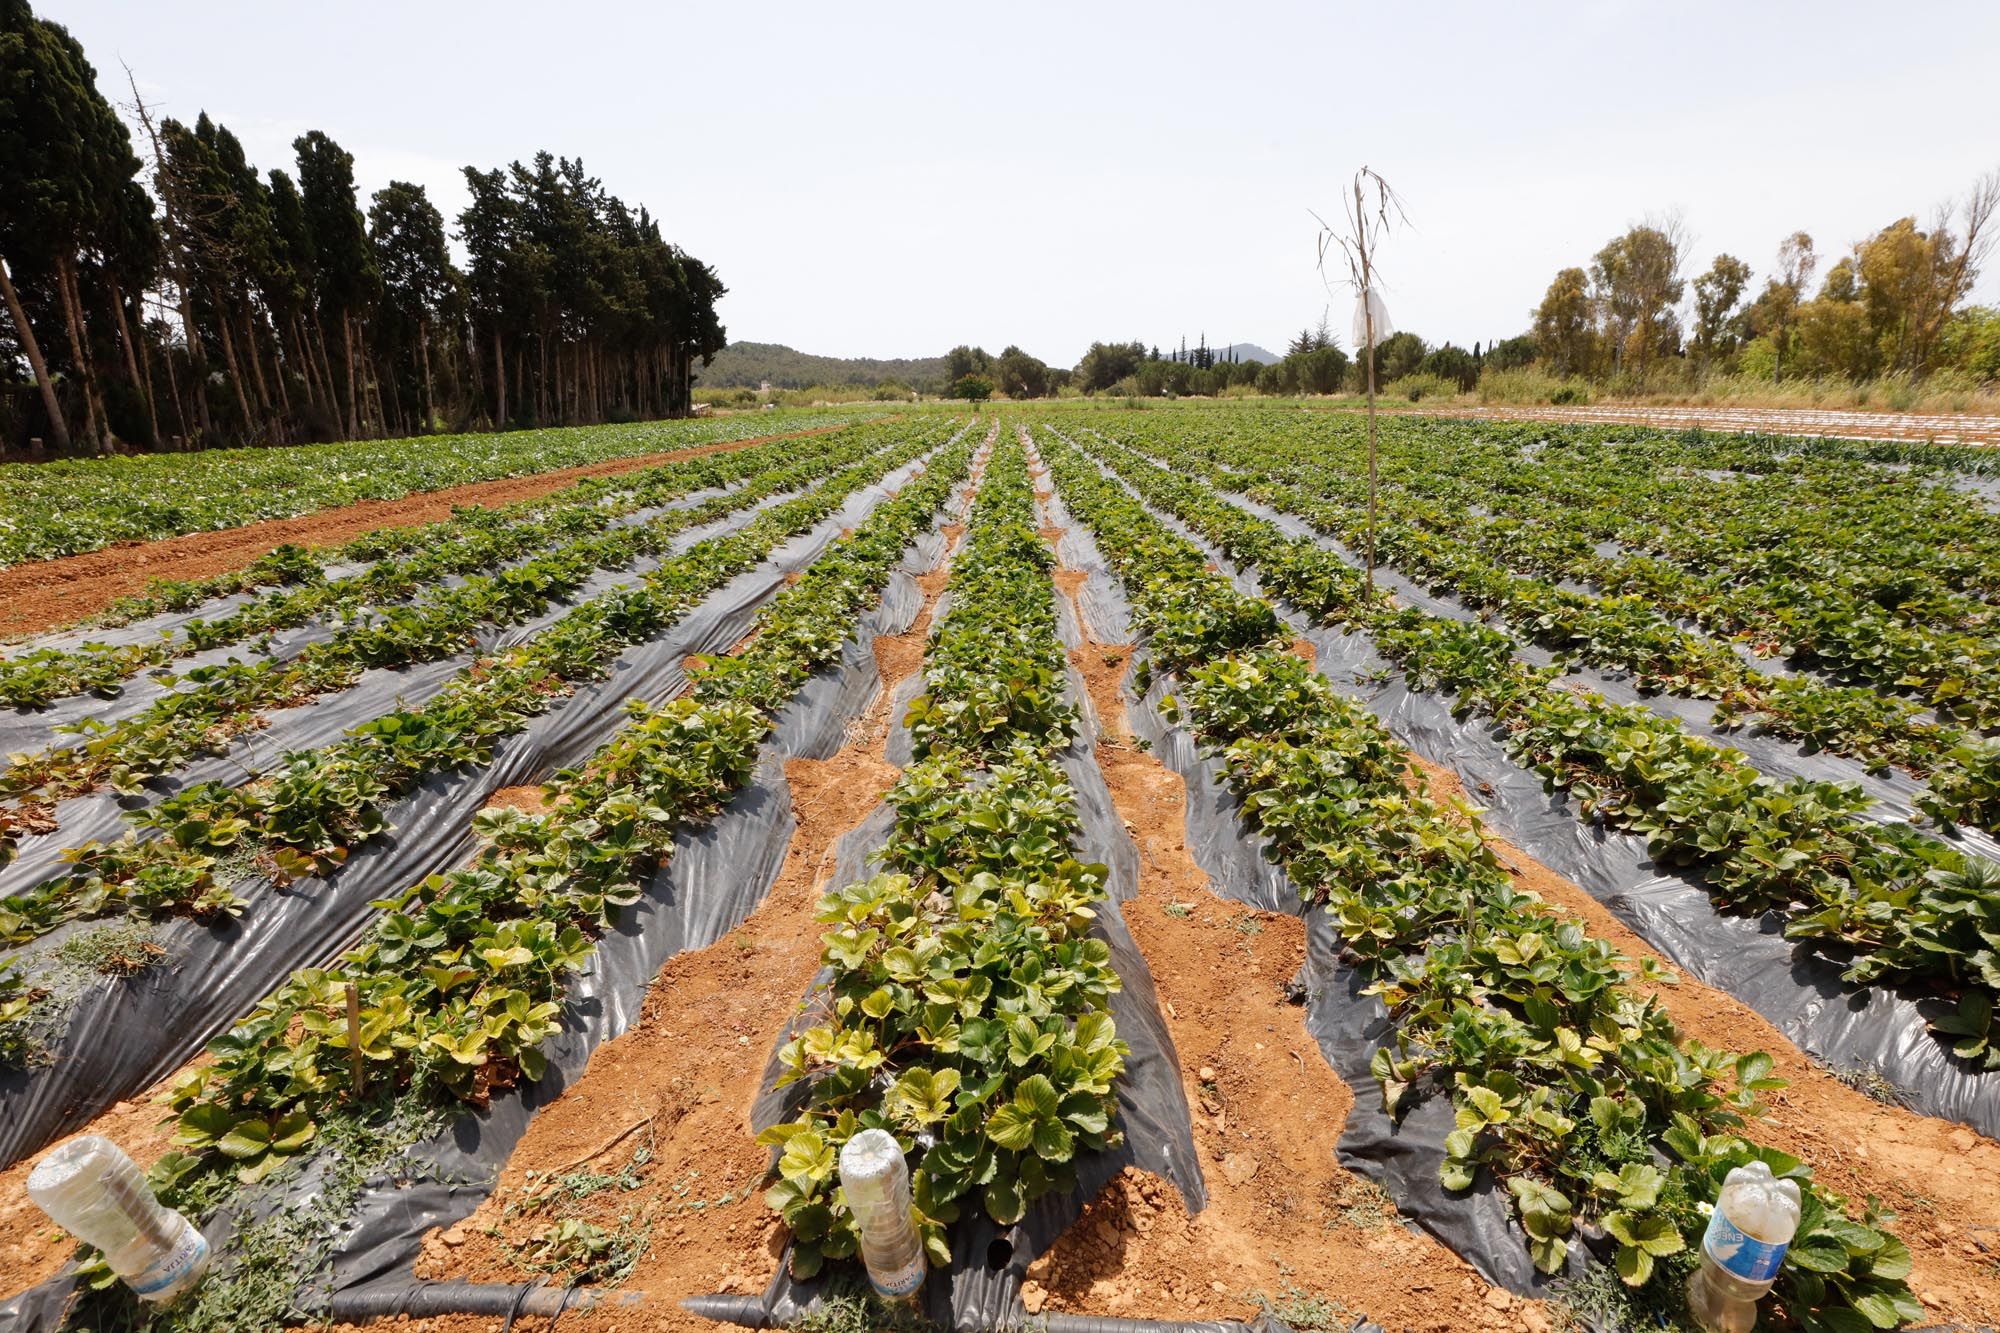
[51,0,2000,367]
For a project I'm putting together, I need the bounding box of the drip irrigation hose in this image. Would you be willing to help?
[326,1280,643,1323]
[677,1292,1382,1333]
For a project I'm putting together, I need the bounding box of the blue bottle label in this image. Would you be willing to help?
[1702,1208,1788,1283]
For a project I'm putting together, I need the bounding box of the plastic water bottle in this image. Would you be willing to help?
[1686,1160,1802,1333]
[27,1137,210,1304]
[838,1129,926,1302]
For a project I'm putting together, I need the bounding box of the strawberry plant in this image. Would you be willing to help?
[139,427,977,1228]
[1070,424,2000,1079]
[1043,425,1924,1331]
[758,435,1128,1278]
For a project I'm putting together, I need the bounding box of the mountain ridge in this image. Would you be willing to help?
[692,342,948,389]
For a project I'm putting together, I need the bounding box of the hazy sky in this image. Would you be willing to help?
[51,0,2000,366]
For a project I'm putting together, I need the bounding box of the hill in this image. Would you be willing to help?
[692,342,949,389]
[1217,342,1280,365]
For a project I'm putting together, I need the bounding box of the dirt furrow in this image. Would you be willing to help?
[369,480,979,1332]
[1403,749,2000,1324]
[0,423,858,639]
[1028,476,1525,1332]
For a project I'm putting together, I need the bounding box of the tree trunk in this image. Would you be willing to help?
[238,303,282,444]
[134,292,178,442]
[211,297,259,444]
[0,251,73,453]
[308,314,331,425]
[55,257,107,452]
[106,275,161,448]
[265,316,294,431]
[341,313,360,440]
[160,328,189,444]
[413,319,433,433]
[366,332,391,438]
[494,327,507,428]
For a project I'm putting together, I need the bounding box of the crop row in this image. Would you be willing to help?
[0,425,872,708]
[126,423,979,1313]
[1040,429,1922,1332]
[1191,416,2000,726]
[1109,424,1996,831]
[1059,427,2000,1075]
[0,422,926,863]
[758,434,1128,1278]
[0,412,848,568]
[1354,415,2000,617]
[0,424,945,1015]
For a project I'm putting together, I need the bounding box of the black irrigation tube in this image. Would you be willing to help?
[329,1280,645,1322]
[679,1292,1349,1333]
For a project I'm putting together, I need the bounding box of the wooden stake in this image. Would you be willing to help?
[1356,174,1379,600]
[345,982,365,1097]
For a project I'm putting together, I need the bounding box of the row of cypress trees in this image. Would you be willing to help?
[0,0,726,457]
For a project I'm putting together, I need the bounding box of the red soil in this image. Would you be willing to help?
[0,424,854,639]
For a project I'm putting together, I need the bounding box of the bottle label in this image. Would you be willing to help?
[1702,1208,1788,1284]
[129,1225,208,1301]
[866,1250,926,1299]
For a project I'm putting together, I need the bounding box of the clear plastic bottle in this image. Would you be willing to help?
[838,1128,926,1302]
[1686,1160,1802,1333]
[27,1136,210,1304]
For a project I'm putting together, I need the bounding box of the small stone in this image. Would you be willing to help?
[1485,1288,1515,1310]
[1197,1066,1217,1082]
[112,1101,136,1115]
[1221,1154,1259,1184]
[1947,1129,1978,1152]
[1519,1307,1550,1333]
[1021,1282,1047,1315]
[1211,1281,1228,1294]
[440,1227,467,1247]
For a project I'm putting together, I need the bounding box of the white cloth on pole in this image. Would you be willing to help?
[1351,289,1393,348]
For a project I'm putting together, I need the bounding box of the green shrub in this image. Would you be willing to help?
[1383,372,1459,403]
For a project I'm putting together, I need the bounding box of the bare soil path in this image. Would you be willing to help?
[0,424,855,639]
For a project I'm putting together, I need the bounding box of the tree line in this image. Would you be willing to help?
[927,326,1522,403]
[0,0,725,458]
[1532,178,2000,392]
[948,174,2000,405]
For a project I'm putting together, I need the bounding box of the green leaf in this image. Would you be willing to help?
[984,1175,1025,1225]
[216,1117,272,1161]
[1614,1244,1653,1287]
[1848,1291,1903,1330]
[1787,1236,1853,1273]
[1866,1235,1912,1281]
[1016,1073,1060,1120]
[174,1102,236,1148]
[268,1111,316,1154]
[1032,1117,1075,1163]
[986,1102,1037,1152]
